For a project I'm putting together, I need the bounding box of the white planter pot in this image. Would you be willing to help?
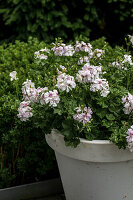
[46,130,133,200]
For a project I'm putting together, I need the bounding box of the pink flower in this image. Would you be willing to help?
[76,64,102,83]
[126,126,133,152]
[93,49,105,58]
[75,41,92,53]
[34,48,49,60]
[73,106,93,124]
[56,73,76,92]
[51,43,75,56]
[90,78,110,97]
[122,93,133,114]
[44,90,60,107]
[17,101,33,122]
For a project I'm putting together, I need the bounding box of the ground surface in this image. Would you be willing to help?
[29,194,65,200]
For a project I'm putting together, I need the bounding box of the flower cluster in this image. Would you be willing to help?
[18,79,60,121]
[122,93,133,114]
[34,48,49,60]
[22,79,49,103]
[126,126,133,152]
[73,106,93,124]
[56,72,76,92]
[111,61,124,69]
[78,56,91,65]
[22,79,36,102]
[77,48,105,65]
[51,43,75,56]
[17,101,33,122]
[76,63,102,83]
[90,78,110,97]
[76,63,109,97]
[111,54,133,70]
[93,49,105,58]
[75,41,92,53]
[40,90,60,107]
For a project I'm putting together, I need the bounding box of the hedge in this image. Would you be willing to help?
[0,0,133,44]
[0,37,59,188]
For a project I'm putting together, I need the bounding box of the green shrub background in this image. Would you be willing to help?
[0,38,59,188]
[0,0,133,44]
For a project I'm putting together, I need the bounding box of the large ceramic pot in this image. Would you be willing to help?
[45,129,133,200]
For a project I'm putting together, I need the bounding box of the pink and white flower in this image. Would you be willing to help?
[78,56,91,65]
[122,93,133,114]
[56,73,76,92]
[126,125,133,152]
[75,41,92,53]
[34,48,49,60]
[22,79,36,101]
[17,101,33,122]
[73,106,93,124]
[44,90,60,107]
[93,49,105,58]
[90,78,110,97]
[51,43,75,56]
[123,54,133,65]
[76,63,102,83]
[22,79,48,103]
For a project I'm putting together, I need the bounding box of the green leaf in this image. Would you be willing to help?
[106,114,115,121]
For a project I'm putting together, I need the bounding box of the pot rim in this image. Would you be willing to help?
[52,129,111,144]
[79,138,111,144]
[45,129,133,163]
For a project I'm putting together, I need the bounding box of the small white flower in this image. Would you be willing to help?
[59,65,67,71]
[10,71,18,81]
[78,56,90,65]
[39,54,48,60]
[123,54,133,65]
[111,61,124,69]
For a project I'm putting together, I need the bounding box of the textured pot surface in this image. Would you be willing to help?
[46,130,133,200]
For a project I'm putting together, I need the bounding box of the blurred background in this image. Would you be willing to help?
[0,0,133,45]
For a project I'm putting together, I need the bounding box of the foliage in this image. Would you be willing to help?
[1,36,133,188]
[0,37,58,189]
[0,0,133,44]
[16,36,133,151]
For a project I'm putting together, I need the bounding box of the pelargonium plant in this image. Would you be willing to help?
[13,36,133,151]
